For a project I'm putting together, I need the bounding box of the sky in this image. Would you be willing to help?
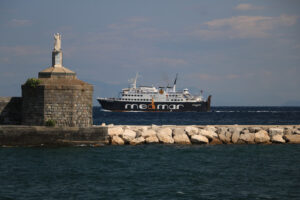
[0,0,300,106]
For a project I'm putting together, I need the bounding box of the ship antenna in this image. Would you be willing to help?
[173,73,178,92]
[129,72,139,89]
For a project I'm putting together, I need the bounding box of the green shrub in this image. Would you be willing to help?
[45,119,56,127]
[25,78,41,88]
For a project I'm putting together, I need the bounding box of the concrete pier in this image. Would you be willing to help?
[0,125,108,147]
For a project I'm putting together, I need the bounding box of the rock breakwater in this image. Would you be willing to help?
[105,125,300,145]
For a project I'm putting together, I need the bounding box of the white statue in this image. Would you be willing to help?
[54,33,61,51]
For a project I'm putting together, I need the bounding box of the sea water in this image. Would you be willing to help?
[1,106,300,199]
[0,145,299,199]
[93,106,300,125]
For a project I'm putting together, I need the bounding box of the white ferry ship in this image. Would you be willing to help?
[97,74,211,112]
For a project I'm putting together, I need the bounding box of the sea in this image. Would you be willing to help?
[1,106,300,200]
[93,106,300,125]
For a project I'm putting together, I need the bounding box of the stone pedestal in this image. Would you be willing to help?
[22,79,93,127]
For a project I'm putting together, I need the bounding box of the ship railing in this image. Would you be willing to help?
[100,97,122,101]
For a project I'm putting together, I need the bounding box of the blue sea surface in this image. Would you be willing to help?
[93,106,300,125]
[0,145,300,199]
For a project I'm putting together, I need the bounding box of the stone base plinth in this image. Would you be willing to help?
[22,78,93,127]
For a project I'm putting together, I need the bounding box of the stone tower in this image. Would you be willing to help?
[22,33,93,127]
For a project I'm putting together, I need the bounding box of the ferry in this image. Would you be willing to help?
[97,73,211,112]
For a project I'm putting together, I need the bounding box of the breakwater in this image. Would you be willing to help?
[106,125,300,145]
[1,125,299,147]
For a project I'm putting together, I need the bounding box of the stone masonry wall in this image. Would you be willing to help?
[22,78,93,127]
[22,86,45,125]
[0,97,22,125]
[43,84,93,127]
[72,86,93,127]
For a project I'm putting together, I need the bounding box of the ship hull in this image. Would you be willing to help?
[98,97,211,112]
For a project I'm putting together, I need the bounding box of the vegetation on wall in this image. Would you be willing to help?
[45,119,56,127]
[25,78,41,88]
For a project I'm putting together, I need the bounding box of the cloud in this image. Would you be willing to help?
[190,14,298,39]
[9,19,32,27]
[234,4,264,11]
[278,14,298,26]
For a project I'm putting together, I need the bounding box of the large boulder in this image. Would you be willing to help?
[198,129,218,140]
[190,135,209,144]
[138,126,148,131]
[108,127,123,137]
[173,128,191,144]
[130,137,145,145]
[231,129,241,144]
[218,131,232,144]
[145,135,159,144]
[271,135,285,143]
[137,129,157,138]
[111,136,124,145]
[122,129,137,143]
[248,127,261,133]
[173,128,186,136]
[157,128,174,144]
[293,129,300,135]
[209,137,223,145]
[268,128,284,136]
[216,127,227,135]
[185,126,199,136]
[283,127,293,135]
[204,126,217,132]
[254,130,270,143]
[283,135,300,144]
[239,130,255,144]
[151,124,159,130]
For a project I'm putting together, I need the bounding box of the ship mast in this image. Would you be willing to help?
[173,73,178,92]
[130,72,139,89]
